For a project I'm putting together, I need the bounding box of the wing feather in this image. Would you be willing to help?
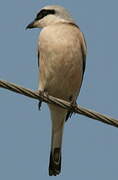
[65,30,87,122]
[38,50,40,67]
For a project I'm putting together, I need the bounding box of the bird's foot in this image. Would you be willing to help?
[70,98,77,110]
[65,96,77,121]
[35,90,46,111]
[70,98,77,116]
[49,148,61,176]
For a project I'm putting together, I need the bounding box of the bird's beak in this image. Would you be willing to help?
[26,20,37,29]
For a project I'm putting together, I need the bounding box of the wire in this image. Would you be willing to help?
[0,79,118,128]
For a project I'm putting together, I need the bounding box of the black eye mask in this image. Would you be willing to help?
[35,9,56,20]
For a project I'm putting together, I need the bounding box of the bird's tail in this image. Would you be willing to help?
[48,104,67,176]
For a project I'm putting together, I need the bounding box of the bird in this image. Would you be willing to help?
[26,5,87,176]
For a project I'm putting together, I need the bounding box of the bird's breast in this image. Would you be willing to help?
[38,24,83,100]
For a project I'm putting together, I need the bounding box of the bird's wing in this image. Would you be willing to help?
[80,31,87,76]
[38,50,40,67]
[65,30,87,122]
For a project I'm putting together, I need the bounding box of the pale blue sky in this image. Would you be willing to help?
[0,0,118,179]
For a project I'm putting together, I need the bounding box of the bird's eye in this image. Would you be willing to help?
[36,9,55,20]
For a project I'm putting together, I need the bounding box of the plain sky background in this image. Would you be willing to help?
[0,0,118,179]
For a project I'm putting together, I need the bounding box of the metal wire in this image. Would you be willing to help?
[0,79,118,128]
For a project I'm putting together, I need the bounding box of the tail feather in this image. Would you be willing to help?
[48,105,67,176]
[49,148,61,176]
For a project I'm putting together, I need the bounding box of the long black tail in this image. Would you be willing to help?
[49,148,61,176]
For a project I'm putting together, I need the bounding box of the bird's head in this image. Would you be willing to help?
[26,5,74,29]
